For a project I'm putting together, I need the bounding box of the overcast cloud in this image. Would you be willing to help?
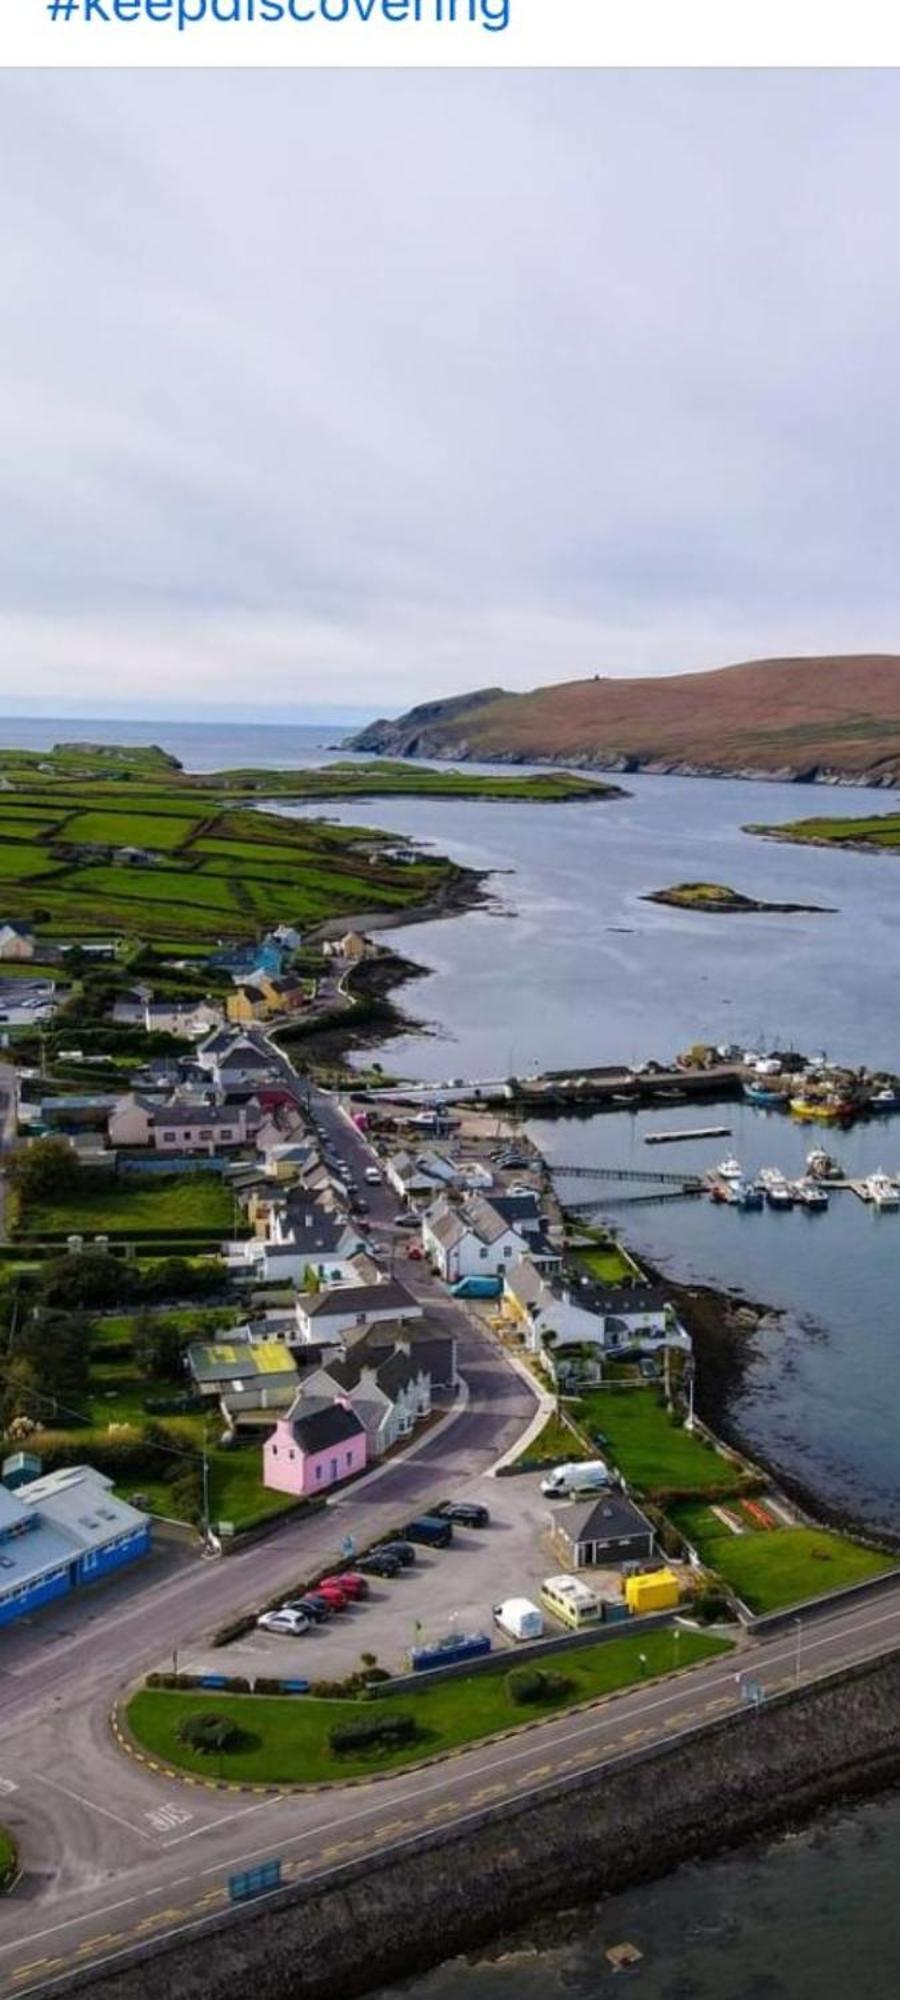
[2,69,900,720]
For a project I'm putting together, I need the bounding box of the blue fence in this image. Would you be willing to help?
[229,1860,283,1904]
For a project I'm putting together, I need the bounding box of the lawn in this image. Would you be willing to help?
[574,1389,739,1496]
[670,1503,897,1612]
[17,1173,235,1238]
[570,1239,642,1285]
[0,1829,17,1891]
[128,1627,730,1784]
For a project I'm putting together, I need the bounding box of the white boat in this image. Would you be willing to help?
[758,1167,793,1209]
[796,1179,829,1211]
[866,1171,899,1210]
[717,1156,744,1182]
[806,1148,841,1181]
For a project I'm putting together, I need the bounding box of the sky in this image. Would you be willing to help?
[3,69,900,723]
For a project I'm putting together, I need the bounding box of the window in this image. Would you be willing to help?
[479,1247,488,1260]
[315,1464,323,1481]
[271,1445,278,1456]
[221,1130,232,1141]
[345,1451,353,1467]
[162,1131,176,1143]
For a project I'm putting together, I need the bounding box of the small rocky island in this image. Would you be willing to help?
[643,881,836,914]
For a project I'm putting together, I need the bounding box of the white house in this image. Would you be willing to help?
[108,1092,258,1154]
[422,1194,532,1284]
[293,1277,422,1349]
[502,1255,690,1378]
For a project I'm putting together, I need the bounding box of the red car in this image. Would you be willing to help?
[319,1572,368,1602]
[315,1580,351,1610]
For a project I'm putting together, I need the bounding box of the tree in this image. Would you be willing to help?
[132,1311,187,1383]
[38,1250,129,1312]
[7,1138,83,1203]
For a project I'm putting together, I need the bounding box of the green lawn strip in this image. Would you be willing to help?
[0,845,66,878]
[16,1174,234,1238]
[128,1629,730,1783]
[670,1504,897,1612]
[574,1389,739,1495]
[0,1828,18,1891]
[570,1243,642,1284]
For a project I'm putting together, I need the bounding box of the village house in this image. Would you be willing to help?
[196,1027,282,1091]
[226,972,307,1027]
[422,1193,541,1284]
[227,1198,365,1288]
[293,1275,422,1350]
[263,1400,367,1498]
[207,936,286,981]
[0,921,36,962]
[108,1092,259,1154]
[502,1256,689,1379]
[294,1341,432,1460]
[321,930,369,964]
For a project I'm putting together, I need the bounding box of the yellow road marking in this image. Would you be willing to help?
[374,1820,411,1839]
[470,1782,507,1802]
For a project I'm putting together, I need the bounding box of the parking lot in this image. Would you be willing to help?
[197,1474,635,1681]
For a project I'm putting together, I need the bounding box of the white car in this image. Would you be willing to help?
[257,1607,310,1636]
[364,1166,383,1184]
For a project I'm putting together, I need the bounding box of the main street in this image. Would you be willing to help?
[3,1064,900,2000]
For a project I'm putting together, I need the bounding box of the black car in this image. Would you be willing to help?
[434,1501,490,1529]
[287,1594,332,1622]
[373,1539,416,1567]
[357,1551,401,1579]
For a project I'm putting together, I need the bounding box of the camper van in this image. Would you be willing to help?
[540,1460,611,1499]
[540,1574,600,1631]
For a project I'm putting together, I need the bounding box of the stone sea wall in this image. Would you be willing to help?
[68,1652,900,2000]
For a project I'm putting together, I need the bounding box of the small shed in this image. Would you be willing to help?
[553,1491,656,1568]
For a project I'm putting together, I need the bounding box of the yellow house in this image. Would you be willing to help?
[226,982,270,1026]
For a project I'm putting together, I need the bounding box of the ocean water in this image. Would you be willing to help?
[370,1789,900,2000]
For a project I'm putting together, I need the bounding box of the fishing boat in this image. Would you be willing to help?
[735,1180,764,1210]
[717,1156,744,1183]
[758,1167,794,1208]
[866,1171,899,1210]
[789,1095,840,1123]
[806,1147,842,1181]
[796,1179,829,1211]
[743,1081,786,1108]
[869,1086,900,1114]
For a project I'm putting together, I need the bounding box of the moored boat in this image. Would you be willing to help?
[796,1179,829,1211]
[789,1095,839,1123]
[806,1147,842,1180]
[743,1081,785,1108]
[866,1171,899,1210]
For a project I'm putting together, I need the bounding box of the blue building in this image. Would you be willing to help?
[0,1466,151,1629]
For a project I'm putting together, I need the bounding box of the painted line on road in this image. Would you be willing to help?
[30,1772,157,1844]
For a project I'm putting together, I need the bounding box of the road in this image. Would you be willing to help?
[2,1067,899,1998]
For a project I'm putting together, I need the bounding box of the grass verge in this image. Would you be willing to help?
[127,1628,731,1784]
[0,1829,17,1892]
[573,1389,740,1496]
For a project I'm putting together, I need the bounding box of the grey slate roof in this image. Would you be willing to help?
[554,1492,654,1547]
[288,1402,366,1453]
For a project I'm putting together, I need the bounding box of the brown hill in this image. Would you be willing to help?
[347,655,900,785]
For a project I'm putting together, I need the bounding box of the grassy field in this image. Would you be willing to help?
[16,1173,235,1239]
[573,1389,739,1495]
[0,742,621,948]
[0,1829,17,1891]
[671,1503,896,1611]
[749,812,900,850]
[128,1628,730,1784]
[516,1410,593,1466]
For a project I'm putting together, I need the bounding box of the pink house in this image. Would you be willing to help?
[263,1399,367,1498]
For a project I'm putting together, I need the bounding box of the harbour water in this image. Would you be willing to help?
[369,1789,900,2000]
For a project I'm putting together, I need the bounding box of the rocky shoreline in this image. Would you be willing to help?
[343,731,900,791]
[643,883,836,914]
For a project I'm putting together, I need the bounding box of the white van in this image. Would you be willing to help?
[364,1166,383,1185]
[492,1597,544,1642]
[540,1459,610,1498]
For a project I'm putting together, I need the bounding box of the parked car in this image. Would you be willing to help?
[364,1166,383,1184]
[434,1501,490,1529]
[320,1571,369,1600]
[374,1539,416,1567]
[357,1551,401,1579]
[316,1580,351,1610]
[540,1460,610,1498]
[257,1608,310,1636]
[393,1211,419,1229]
[287,1595,332,1623]
[403,1515,453,1549]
